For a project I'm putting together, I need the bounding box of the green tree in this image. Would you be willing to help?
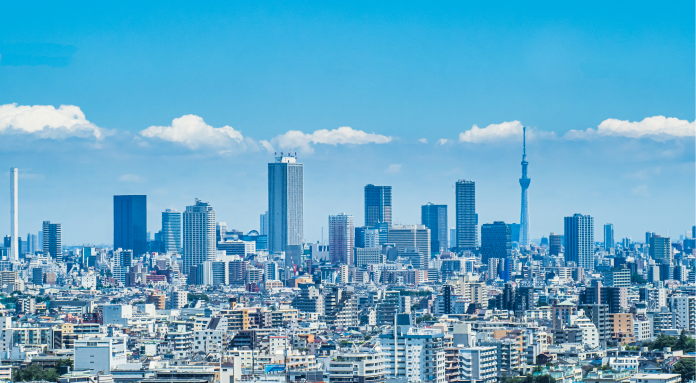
[672,359,695,383]
[631,273,646,284]
[598,364,612,371]
[12,364,60,382]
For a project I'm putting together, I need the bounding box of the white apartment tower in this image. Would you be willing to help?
[379,314,446,383]
[183,199,216,276]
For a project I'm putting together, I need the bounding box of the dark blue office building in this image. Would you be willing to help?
[421,203,448,254]
[364,184,392,227]
[114,195,148,257]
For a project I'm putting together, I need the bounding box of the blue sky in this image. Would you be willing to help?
[0,1,694,246]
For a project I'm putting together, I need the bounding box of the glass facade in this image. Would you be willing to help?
[364,184,392,227]
[162,209,182,254]
[268,156,304,253]
[455,180,476,251]
[113,195,148,257]
[421,203,447,254]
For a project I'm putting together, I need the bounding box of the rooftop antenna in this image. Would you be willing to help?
[523,126,527,160]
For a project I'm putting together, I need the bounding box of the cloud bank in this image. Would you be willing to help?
[140,115,245,150]
[566,116,695,140]
[267,126,392,153]
[0,103,104,139]
[459,121,523,143]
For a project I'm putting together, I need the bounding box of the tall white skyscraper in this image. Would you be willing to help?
[268,155,303,253]
[183,199,216,276]
[329,213,354,265]
[10,168,18,262]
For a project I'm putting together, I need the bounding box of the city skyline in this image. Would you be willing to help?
[2,146,694,248]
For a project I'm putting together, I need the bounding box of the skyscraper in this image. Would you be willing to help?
[603,224,614,251]
[268,155,303,253]
[455,180,476,251]
[388,224,431,257]
[481,222,511,263]
[260,211,269,236]
[42,221,62,261]
[364,184,392,227]
[645,232,655,245]
[162,209,181,254]
[519,127,531,247]
[549,233,563,256]
[26,233,37,255]
[183,199,216,275]
[421,203,447,254]
[649,235,671,262]
[329,214,354,265]
[113,195,148,257]
[10,168,18,262]
[564,214,594,271]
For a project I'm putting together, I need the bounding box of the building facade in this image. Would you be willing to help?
[183,199,216,276]
[268,155,304,253]
[162,209,181,254]
[329,214,354,265]
[455,180,476,251]
[114,195,148,257]
[421,203,448,254]
[364,184,392,227]
[564,214,594,271]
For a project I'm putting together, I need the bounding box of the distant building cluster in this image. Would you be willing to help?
[0,142,694,383]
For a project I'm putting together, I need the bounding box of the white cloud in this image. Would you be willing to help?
[140,115,245,150]
[438,138,449,145]
[386,164,402,173]
[459,121,523,143]
[271,126,392,153]
[118,174,145,183]
[565,116,695,140]
[0,103,104,139]
[419,138,428,144]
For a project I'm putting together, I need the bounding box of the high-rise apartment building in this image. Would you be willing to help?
[10,168,18,262]
[183,199,216,276]
[42,221,62,261]
[549,233,562,255]
[455,180,476,251]
[268,155,303,253]
[162,209,181,254]
[604,224,614,251]
[421,203,448,254]
[329,214,354,265]
[113,195,148,257]
[480,222,511,263]
[379,314,446,383]
[649,235,671,262]
[564,214,594,271]
[388,225,431,258]
[364,184,392,227]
